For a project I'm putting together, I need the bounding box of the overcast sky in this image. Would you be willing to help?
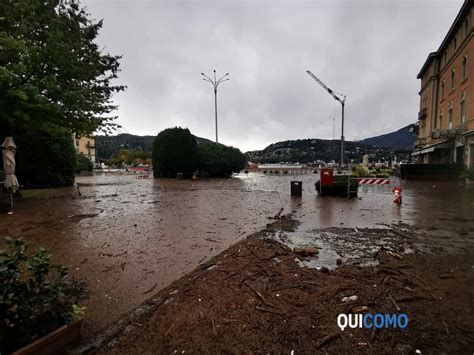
[83,0,463,152]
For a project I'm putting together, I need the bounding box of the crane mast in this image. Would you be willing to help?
[306,70,346,166]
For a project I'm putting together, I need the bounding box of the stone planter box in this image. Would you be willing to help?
[12,319,83,355]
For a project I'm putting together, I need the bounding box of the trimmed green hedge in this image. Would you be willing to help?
[197,143,246,177]
[152,127,197,178]
[14,131,76,188]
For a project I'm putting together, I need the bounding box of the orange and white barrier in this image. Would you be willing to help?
[357,178,390,185]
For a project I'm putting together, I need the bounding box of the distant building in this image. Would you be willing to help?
[413,0,473,168]
[73,134,96,163]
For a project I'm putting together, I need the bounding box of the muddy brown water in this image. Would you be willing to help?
[0,172,473,338]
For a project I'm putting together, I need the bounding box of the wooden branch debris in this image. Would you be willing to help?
[244,281,279,310]
[387,251,403,260]
[316,333,340,348]
[142,283,158,294]
[274,207,284,219]
[388,294,401,312]
[253,305,283,316]
[352,306,369,313]
[293,246,319,256]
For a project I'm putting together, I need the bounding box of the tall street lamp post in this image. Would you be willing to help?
[201,70,229,143]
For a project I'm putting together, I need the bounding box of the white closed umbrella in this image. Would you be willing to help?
[2,137,19,212]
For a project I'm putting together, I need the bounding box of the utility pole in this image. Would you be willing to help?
[306,70,346,166]
[201,70,230,143]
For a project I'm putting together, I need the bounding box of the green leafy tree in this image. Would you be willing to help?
[197,143,246,177]
[106,148,151,166]
[0,0,125,135]
[75,153,93,173]
[152,127,197,178]
[14,130,77,187]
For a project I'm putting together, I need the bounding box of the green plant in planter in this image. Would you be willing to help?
[0,238,87,354]
[352,165,370,177]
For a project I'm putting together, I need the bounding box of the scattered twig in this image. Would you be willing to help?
[387,251,403,260]
[388,294,401,312]
[316,333,340,348]
[165,320,176,336]
[352,306,369,313]
[223,271,239,280]
[221,249,239,260]
[272,284,301,292]
[211,319,218,336]
[261,264,272,277]
[274,207,284,219]
[142,283,158,294]
[253,305,283,316]
[442,321,450,336]
[244,281,278,309]
[389,228,411,239]
[380,276,391,284]
[395,295,435,302]
[438,273,454,279]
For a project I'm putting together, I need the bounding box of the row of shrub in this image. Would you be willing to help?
[13,131,77,188]
[0,130,96,188]
[152,127,246,178]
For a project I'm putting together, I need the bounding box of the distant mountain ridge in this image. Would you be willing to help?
[360,125,416,151]
[96,125,415,163]
[246,125,415,164]
[246,139,396,164]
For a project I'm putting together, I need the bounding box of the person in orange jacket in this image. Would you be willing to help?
[392,186,402,205]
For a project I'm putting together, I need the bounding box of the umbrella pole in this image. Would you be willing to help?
[10,191,13,213]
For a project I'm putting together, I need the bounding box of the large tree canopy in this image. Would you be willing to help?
[0,0,125,135]
[152,127,198,178]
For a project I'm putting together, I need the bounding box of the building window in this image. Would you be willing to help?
[448,102,453,129]
[465,18,469,37]
[439,108,443,129]
[454,36,457,51]
[462,56,468,80]
[460,92,466,124]
[450,69,455,91]
[441,80,445,98]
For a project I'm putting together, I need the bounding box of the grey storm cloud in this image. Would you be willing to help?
[82,0,463,152]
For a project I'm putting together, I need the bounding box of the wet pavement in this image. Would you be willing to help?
[0,172,473,337]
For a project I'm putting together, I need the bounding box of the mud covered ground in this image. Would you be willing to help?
[92,216,474,354]
[1,173,473,352]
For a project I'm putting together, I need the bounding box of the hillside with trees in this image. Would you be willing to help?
[246,139,406,164]
[96,134,214,161]
[361,125,416,151]
[246,125,415,164]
